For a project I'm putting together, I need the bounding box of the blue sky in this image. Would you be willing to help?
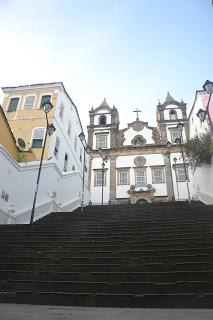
[0,0,212,130]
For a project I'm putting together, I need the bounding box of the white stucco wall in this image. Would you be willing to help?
[116,154,167,199]
[170,152,193,201]
[188,91,213,204]
[90,157,110,204]
[123,127,155,145]
[48,90,89,187]
[0,145,90,224]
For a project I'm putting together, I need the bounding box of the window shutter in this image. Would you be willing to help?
[8,98,19,112]
[24,96,35,110]
[33,128,45,140]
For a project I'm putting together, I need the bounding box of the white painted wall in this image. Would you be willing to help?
[188,91,213,204]
[170,152,193,201]
[123,127,155,145]
[116,154,167,199]
[90,157,110,204]
[47,90,90,191]
[0,145,90,224]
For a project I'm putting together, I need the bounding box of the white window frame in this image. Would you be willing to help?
[99,114,107,125]
[135,169,146,187]
[38,93,52,109]
[7,96,21,112]
[96,134,107,149]
[152,168,165,184]
[118,170,129,185]
[169,129,181,144]
[94,170,106,187]
[31,127,46,148]
[176,166,188,182]
[169,109,177,120]
[23,95,36,110]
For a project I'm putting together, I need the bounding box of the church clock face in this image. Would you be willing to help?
[134,156,146,167]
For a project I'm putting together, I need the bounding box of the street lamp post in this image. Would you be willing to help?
[174,121,191,204]
[165,141,175,201]
[98,148,109,206]
[30,102,56,224]
[79,132,92,212]
[172,157,180,202]
[196,80,213,134]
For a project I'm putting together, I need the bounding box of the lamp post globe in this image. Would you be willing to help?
[202,80,213,94]
[177,122,184,130]
[79,132,85,142]
[42,101,54,113]
[196,109,207,122]
[47,124,56,136]
[166,141,172,149]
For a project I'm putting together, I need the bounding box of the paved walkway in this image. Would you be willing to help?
[0,304,213,320]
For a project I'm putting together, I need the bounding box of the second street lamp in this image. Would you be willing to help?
[165,141,175,201]
[30,102,56,224]
[172,157,180,202]
[79,132,92,212]
[98,148,109,206]
[175,122,191,204]
[196,80,213,134]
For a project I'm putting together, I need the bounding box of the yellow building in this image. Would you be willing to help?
[0,105,18,159]
[0,105,36,162]
[1,83,60,161]
[1,82,86,174]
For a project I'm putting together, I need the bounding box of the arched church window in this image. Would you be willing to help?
[99,115,106,125]
[169,109,177,120]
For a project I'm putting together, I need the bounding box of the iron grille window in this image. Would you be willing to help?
[31,128,45,148]
[24,96,35,110]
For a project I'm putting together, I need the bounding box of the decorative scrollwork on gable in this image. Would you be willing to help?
[131,135,146,147]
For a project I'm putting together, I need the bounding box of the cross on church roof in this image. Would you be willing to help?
[133,108,141,121]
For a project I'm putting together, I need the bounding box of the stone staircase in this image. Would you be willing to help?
[0,202,213,307]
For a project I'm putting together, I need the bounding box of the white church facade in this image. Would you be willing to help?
[88,94,193,204]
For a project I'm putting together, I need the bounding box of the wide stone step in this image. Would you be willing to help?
[0,254,212,265]
[0,290,212,307]
[1,270,213,282]
[0,261,212,272]
[2,279,213,294]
